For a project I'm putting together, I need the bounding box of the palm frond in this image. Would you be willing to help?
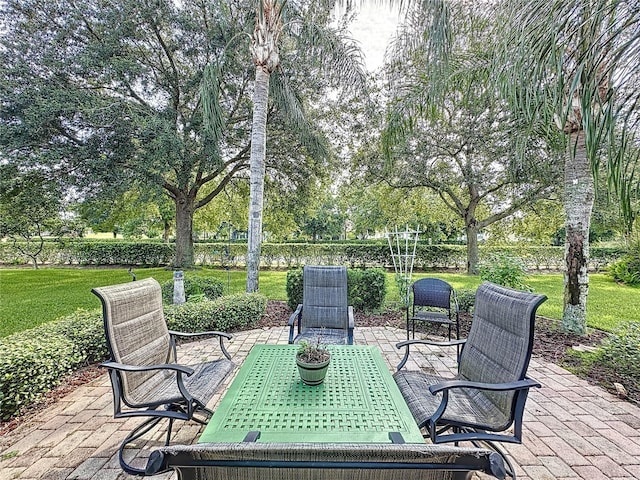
[269,71,329,161]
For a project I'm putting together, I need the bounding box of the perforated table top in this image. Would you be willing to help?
[199,344,424,444]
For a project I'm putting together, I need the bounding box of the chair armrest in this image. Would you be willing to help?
[101,360,195,376]
[168,330,233,360]
[347,306,355,329]
[287,305,303,326]
[395,339,467,371]
[429,377,542,395]
[288,304,303,344]
[347,306,355,344]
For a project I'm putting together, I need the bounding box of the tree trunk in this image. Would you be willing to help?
[174,192,195,269]
[465,220,479,274]
[246,67,270,292]
[562,131,593,334]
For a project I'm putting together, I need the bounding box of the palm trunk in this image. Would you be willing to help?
[246,67,270,292]
[562,131,593,334]
[174,192,195,269]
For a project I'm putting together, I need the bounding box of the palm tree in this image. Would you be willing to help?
[245,1,366,292]
[500,0,640,334]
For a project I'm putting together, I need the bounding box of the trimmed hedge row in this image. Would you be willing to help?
[0,293,267,421]
[285,268,386,312]
[0,240,625,271]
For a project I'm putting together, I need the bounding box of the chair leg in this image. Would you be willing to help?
[118,417,164,475]
[468,437,516,479]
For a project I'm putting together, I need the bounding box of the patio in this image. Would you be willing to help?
[1,325,639,480]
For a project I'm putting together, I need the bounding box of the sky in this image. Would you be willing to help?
[338,3,401,71]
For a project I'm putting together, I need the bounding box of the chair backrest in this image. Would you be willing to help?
[92,278,172,404]
[147,442,505,480]
[412,278,453,311]
[458,282,546,421]
[301,265,348,331]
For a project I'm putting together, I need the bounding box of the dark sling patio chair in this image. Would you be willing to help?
[92,278,235,475]
[288,265,355,345]
[394,282,546,479]
[407,278,460,340]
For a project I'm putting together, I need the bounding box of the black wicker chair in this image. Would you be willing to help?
[407,278,459,340]
[394,282,546,479]
[93,278,235,475]
[288,265,355,345]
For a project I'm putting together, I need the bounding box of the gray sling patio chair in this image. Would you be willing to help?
[394,282,546,479]
[408,278,459,340]
[92,278,235,475]
[288,265,355,345]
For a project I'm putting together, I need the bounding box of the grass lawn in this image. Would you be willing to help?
[0,266,637,337]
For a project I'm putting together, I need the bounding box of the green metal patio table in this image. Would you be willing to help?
[199,344,424,444]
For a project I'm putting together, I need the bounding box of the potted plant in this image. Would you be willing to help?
[295,339,331,386]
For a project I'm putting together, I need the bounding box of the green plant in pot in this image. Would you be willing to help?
[296,339,330,386]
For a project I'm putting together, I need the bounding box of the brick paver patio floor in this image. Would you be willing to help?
[1,326,639,479]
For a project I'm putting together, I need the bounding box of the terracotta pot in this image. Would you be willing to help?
[296,355,330,386]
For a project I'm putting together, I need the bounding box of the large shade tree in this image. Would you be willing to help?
[1,0,341,268]
[500,0,640,333]
[243,0,367,292]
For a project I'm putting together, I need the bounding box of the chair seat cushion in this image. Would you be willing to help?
[393,370,511,432]
[126,359,235,408]
[410,311,453,325]
[293,328,349,345]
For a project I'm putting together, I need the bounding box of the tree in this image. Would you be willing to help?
[0,166,62,268]
[0,0,340,269]
[244,0,367,291]
[380,0,560,273]
[499,0,640,333]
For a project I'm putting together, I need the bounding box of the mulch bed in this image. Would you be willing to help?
[1,300,635,437]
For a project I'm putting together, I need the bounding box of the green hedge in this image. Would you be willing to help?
[0,293,266,421]
[286,268,386,312]
[0,240,625,271]
[0,309,105,421]
[164,293,267,332]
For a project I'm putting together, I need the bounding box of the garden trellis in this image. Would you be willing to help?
[386,226,420,306]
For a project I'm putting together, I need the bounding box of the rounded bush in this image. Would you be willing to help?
[161,275,224,304]
[456,288,476,314]
[607,254,640,286]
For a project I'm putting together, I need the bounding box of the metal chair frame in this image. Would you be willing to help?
[93,278,235,475]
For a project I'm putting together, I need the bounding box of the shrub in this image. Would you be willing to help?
[285,267,386,312]
[607,240,640,286]
[456,288,476,314]
[600,320,640,382]
[347,268,386,311]
[164,293,267,333]
[0,334,78,421]
[286,269,304,310]
[479,254,531,291]
[161,275,224,304]
[0,309,105,421]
